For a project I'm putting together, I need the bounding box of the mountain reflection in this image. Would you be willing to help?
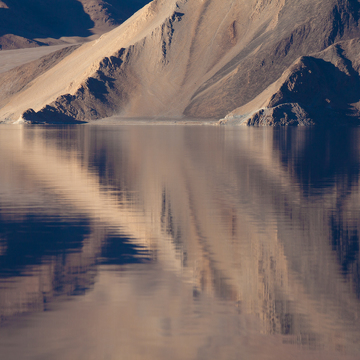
[0,126,360,358]
[273,127,360,193]
[0,214,90,277]
[273,127,360,299]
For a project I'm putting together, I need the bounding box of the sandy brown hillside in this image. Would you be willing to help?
[1,0,360,124]
[0,0,150,50]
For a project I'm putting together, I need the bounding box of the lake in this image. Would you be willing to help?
[0,125,359,360]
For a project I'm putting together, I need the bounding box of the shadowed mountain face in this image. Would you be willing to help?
[0,0,150,49]
[222,39,360,125]
[0,0,94,39]
[1,0,360,124]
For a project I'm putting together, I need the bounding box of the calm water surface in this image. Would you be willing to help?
[0,125,359,360]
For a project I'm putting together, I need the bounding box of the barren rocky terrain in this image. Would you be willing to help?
[1,0,360,125]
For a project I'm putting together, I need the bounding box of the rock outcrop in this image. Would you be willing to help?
[221,39,360,125]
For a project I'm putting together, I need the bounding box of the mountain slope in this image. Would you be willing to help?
[1,0,360,124]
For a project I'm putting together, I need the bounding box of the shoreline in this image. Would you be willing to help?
[85,117,218,126]
[0,117,219,126]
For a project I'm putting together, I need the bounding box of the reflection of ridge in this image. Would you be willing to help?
[0,127,185,323]
[100,232,150,265]
[0,129,151,322]
[0,127,360,354]
[272,128,360,299]
[155,174,237,301]
[331,214,359,274]
[273,128,360,194]
[0,227,102,321]
[0,213,89,277]
[79,126,360,346]
[331,211,360,298]
[183,175,236,302]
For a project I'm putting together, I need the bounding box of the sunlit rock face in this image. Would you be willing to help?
[1,0,360,124]
[0,126,359,358]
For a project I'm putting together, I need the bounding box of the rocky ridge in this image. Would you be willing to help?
[220,39,360,125]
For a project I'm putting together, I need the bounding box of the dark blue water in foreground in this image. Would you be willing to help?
[0,126,359,360]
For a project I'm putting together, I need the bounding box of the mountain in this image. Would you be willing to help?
[220,39,360,125]
[0,0,150,50]
[1,0,360,125]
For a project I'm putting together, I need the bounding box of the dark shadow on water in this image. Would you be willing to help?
[100,234,150,265]
[0,213,90,277]
[0,212,149,279]
[273,127,360,196]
